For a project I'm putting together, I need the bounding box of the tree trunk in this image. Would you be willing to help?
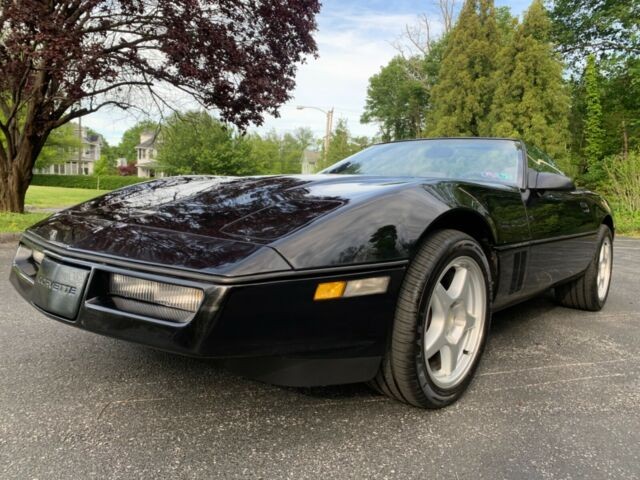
[0,174,27,213]
[0,145,36,214]
[622,120,629,161]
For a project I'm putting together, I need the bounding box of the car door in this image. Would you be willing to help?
[521,144,601,294]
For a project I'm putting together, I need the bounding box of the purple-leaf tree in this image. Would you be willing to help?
[0,0,320,212]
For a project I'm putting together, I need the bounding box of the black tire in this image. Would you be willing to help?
[369,229,492,408]
[554,225,613,312]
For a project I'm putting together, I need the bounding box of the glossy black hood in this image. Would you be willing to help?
[27,175,442,276]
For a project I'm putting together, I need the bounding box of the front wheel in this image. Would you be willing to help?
[370,229,492,408]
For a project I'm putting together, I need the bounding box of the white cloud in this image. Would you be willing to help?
[253,8,429,140]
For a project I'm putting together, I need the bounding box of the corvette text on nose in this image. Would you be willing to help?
[36,277,78,296]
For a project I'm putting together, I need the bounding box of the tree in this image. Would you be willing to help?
[425,0,501,137]
[246,127,316,174]
[600,57,640,159]
[157,111,263,176]
[246,131,282,174]
[361,56,430,141]
[33,123,82,170]
[93,155,117,177]
[583,55,605,183]
[488,0,570,160]
[116,121,158,163]
[280,128,315,174]
[0,0,320,212]
[323,120,369,169]
[551,0,639,64]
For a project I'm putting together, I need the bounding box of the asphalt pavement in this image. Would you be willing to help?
[1,239,639,479]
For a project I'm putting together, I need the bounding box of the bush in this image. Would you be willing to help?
[604,150,640,235]
[118,164,138,176]
[31,174,148,190]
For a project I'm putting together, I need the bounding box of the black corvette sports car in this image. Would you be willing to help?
[11,138,614,408]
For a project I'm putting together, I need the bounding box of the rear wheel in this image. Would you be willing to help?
[554,225,613,311]
[370,229,492,408]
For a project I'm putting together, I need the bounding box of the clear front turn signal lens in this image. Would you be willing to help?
[314,276,390,301]
[343,276,390,297]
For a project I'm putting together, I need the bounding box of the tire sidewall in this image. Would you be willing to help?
[412,236,492,405]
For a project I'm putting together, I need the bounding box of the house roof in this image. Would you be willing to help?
[136,137,156,149]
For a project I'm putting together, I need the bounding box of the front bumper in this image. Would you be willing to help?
[10,236,407,386]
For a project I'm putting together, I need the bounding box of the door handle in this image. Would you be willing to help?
[580,202,590,213]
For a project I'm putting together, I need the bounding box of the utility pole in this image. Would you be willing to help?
[297,106,334,160]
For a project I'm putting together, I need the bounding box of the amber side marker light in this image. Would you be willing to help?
[314,276,390,301]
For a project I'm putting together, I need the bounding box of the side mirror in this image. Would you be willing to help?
[529,171,575,191]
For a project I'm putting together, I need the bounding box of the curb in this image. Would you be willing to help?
[0,232,21,245]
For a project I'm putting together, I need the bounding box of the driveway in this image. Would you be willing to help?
[1,239,639,479]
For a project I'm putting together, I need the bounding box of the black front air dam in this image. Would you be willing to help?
[11,257,406,385]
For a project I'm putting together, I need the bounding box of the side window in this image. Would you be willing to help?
[526,144,565,175]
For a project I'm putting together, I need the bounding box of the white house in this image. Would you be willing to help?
[41,123,103,175]
[135,130,165,178]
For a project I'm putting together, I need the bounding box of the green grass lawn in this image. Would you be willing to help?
[25,185,109,209]
[0,212,51,233]
[0,186,109,233]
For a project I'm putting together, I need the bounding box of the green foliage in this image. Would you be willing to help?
[600,57,640,156]
[245,128,315,174]
[157,111,262,176]
[604,150,640,214]
[93,155,117,176]
[117,120,158,162]
[583,55,605,184]
[156,111,318,176]
[34,124,82,169]
[550,0,639,64]
[361,56,429,141]
[323,119,369,169]
[425,0,501,137]
[362,35,450,141]
[31,174,146,190]
[245,131,282,174]
[488,0,570,160]
[495,6,517,39]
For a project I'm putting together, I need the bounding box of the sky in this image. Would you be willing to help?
[84,0,532,146]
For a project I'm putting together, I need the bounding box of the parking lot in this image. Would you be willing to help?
[1,238,639,479]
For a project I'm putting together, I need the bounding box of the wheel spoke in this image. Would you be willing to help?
[448,266,469,301]
[441,340,462,375]
[464,311,478,333]
[424,315,447,359]
[433,283,454,312]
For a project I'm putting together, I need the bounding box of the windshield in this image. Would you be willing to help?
[322,139,523,186]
